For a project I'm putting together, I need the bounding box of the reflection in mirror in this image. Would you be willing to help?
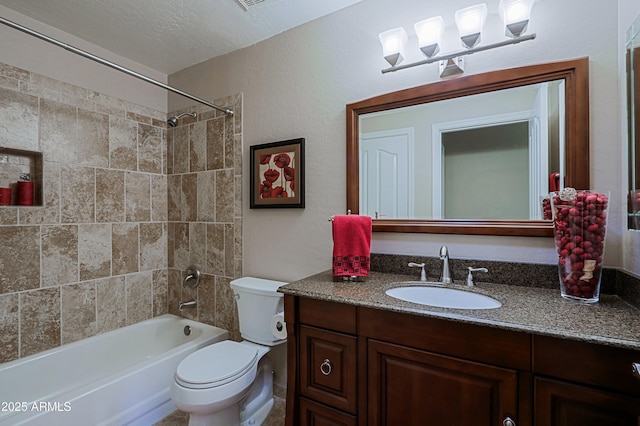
[359,80,564,220]
[627,14,640,230]
[347,58,590,237]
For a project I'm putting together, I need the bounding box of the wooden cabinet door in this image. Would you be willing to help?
[300,398,357,426]
[300,325,358,414]
[367,339,518,426]
[535,377,640,426]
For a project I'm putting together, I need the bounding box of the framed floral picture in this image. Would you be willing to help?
[250,138,305,208]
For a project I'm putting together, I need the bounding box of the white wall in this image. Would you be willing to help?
[620,0,640,277]
[168,0,622,283]
[0,5,167,112]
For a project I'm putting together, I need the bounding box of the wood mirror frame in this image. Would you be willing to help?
[346,57,590,237]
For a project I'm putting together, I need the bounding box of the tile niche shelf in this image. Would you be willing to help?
[0,147,43,207]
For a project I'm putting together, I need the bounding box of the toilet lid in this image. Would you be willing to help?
[176,341,259,389]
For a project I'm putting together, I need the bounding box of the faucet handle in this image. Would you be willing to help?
[408,262,427,282]
[466,267,488,287]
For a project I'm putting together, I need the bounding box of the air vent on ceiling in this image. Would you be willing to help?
[234,0,279,11]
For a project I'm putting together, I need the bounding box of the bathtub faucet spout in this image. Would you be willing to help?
[179,300,197,311]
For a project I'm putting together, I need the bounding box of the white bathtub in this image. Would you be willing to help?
[0,314,228,426]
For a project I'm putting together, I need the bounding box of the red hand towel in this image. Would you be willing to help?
[332,215,372,277]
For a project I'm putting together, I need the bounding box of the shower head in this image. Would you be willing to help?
[167,112,197,127]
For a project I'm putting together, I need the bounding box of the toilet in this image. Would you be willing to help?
[171,277,287,426]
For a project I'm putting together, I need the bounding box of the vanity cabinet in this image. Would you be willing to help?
[284,295,640,426]
[532,335,640,426]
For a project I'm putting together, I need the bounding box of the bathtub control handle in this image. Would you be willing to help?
[183,266,201,288]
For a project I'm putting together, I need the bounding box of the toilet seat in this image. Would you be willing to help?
[175,341,259,390]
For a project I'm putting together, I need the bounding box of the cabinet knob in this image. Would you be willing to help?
[503,417,516,426]
[633,362,640,380]
[320,358,332,376]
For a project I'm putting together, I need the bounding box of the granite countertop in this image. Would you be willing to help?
[279,270,640,351]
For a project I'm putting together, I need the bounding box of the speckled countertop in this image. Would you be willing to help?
[279,270,640,351]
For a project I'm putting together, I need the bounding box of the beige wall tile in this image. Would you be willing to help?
[182,173,198,222]
[112,223,139,275]
[234,133,242,176]
[126,272,153,325]
[0,293,19,362]
[41,225,78,287]
[96,168,125,222]
[79,224,111,280]
[197,274,215,326]
[77,108,109,168]
[206,118,224,171]
[0,226,40,293]
[96,276,126,333]
[39,98,77,164]
[167,222,175,268]
[225,224,235,277]
[167,174,181,222]
[109,116,138,171]
[173,126,189,174]
[61,282,97,344]
[139,123,163,174]
[0,208,17,225]
[125,171,151,222]
[140,222,166,271]
[167,268,181,316]
[20,287,60,357]
[151,175,168,222]
[197,171,215,222]
[216,169,234,223]
[224,117,234,170]
[190,121,206,172]
[167,128,175,175]
[189,222,206,271]
[61,165,95,223]
[153,269,168,316]
[173,223,190,271]
[0,87,38,151]
[215,276,239,341]
[206,223,224,276]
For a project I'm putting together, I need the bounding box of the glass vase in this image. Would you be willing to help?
[550,189,609,303]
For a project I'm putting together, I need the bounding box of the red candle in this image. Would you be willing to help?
[0,187,11,205]
[16,181,34,206]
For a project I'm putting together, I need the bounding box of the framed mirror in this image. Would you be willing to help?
[347,57,589,237]
[627,16,640,230]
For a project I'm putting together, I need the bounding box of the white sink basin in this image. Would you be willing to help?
[385,285,501,310]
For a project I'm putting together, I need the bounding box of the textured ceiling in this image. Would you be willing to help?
[0,0,363,75]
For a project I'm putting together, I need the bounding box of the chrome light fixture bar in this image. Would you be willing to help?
[0,16,234,116]
[382,33,536,74]
[380,0,535,77]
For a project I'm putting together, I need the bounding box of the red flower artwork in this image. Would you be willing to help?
[259,150,296,199]
[259,154,272,165]
[271,186,288,198]
[274,153,290,168]
[263,169,280,182]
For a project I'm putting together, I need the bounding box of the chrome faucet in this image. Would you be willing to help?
[178,300,197,311]
[439,245,452,284]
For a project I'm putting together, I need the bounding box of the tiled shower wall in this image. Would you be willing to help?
[0,61,244,363]
[165,97,244,341]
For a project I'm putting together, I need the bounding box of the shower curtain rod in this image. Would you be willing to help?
[0,16,234,116]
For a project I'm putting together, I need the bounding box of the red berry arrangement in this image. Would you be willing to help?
[551,188,608,302]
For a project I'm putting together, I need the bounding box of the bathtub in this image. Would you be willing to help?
[0,314,228,425]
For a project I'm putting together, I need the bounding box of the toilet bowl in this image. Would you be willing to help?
[171,277,287,426]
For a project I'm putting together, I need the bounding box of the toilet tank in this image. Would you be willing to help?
[230,277,287,346]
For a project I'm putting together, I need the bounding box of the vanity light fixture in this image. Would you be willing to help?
[379,0,536,78]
